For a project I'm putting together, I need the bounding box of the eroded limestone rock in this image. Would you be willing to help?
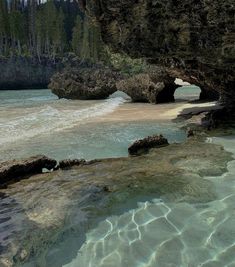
[59,159,86,169]
[87,0,234,108]
[0,155,57,186]
[128,134,169,155]
[49,67,122,100]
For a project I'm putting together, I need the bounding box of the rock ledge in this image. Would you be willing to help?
[128,134,169,155]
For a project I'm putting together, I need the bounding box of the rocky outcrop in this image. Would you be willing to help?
[117,70,179,103]
[128,134,169,155]
[0,56,63,90]
[0,156,57,186]
[87,0,234,109]
[49,67,122,100]
[59,159,86,169]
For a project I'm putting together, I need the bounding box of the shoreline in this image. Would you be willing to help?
[0,99,222,188]
[87,99,220,124]
[0,96,234,267]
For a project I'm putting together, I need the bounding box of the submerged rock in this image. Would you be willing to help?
[49,67,122,100]
[0,140,232,266]
[0,155,57,186]
[128,134,169,155]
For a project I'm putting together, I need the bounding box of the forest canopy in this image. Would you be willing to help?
[0,0,105,62]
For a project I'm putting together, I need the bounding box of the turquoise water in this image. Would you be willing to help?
[2,88,235,267]
[0,89,186,161]
[52,136,235,267]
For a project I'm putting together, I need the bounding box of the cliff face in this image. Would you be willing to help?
[87,0,234,107]
[0,57,63,90]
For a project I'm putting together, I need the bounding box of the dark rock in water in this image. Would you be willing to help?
[0,156,57,186]
[59,159,86,169]
[128,134,169,155]
[49,67,122,100]
[116,68,179,103]
[187,128,194,138]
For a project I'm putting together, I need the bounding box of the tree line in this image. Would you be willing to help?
[0,0,105,62]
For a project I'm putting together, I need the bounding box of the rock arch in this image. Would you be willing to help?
[89,0,234,109]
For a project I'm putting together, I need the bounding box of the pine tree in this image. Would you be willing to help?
[0,0,9,55]
[72,14,83,56]
[9,9,25,55]
[28,0,37,54]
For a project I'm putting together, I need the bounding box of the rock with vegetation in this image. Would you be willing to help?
[0,1,106,89]
[0,155,57,186]
[128,134,169,155]
[91,0,234,110]
[117,70,179,103]
[49,67,122,100]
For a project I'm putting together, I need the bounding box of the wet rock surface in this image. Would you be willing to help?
[0,156,57,187]
[49,67,122,100]
[58,159,86,169]
[128,134,169,155]
[0,140,232,266]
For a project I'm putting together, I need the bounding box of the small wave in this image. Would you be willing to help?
[0,97,126,146]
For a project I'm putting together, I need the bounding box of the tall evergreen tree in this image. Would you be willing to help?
[28,0,37,54]
[72,14,83,56]
[0,0,9,55]
[0,0,107,63]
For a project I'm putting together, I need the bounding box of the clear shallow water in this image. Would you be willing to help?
[0,89,186,161]
[1,88,235,267]
[174,85,201,101]
[60,136,235,267]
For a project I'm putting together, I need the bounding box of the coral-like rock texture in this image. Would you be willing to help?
[49,67,122,100]
[0,156,57,186]
[84,0,234,108]
[128,134,169,155]
[117,68,179,103]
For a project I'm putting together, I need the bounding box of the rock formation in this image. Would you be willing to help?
[0,155,57,186]
[86,0,234,110]
[117,68,179,103]
[59,159,86,169]
[49,67,122,100]
[128,134,169,155]
[0,56,63,90]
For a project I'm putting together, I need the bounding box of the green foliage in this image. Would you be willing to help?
[105,48,148,75]
[0,0,146,71]
[72,15,83,56]
[0,0,69,58]
[71,15,107,63]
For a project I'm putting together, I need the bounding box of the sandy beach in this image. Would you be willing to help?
[94,100,219,123]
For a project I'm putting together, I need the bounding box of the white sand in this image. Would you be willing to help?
[93,101,220,123]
